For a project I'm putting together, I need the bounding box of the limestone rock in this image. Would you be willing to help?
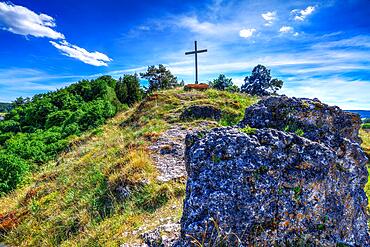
[180,105,221,122]
[178,96,369,246]
[239,95,362,147]
[141,223,181,247]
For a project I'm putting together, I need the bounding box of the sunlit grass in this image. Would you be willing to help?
[0,88,257,246]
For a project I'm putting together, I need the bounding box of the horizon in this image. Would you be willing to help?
[0,0,369,109]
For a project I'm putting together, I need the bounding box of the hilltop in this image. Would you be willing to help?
[0,88,257,246]
[0,81,369,246]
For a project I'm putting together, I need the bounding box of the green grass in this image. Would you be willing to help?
[360,129,370,212]
[240,125,257,135]
[0,88,257,246]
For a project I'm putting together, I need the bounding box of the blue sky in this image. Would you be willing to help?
[0,0,369,109]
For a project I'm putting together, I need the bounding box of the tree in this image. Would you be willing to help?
[116,74,143,105]
[209,74,234,91]
[140,64,178,92]
[241,65,283,96]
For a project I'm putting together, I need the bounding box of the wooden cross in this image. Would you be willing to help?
[185,41,207,84]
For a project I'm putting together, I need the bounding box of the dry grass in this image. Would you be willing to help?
[360,129,370,212]
[0,88,257,246]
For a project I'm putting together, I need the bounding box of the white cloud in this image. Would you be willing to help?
[279,26,294,33]
[291,6,315,21]
[0,2,112,67]
[0,2,64,39]
[261,11,276,26]
[178,16,217,34]
[177,16,238,36]
[239,28,256,38]
[50,40,112,66]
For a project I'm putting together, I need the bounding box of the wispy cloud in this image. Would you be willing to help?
[279,26,293,33]
[0,2,64,39]
[291,6,315,21]
[261,11,276,26]
[50,40,112,66]
[312,35,370,49]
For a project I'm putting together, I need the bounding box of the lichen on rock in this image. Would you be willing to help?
[178,95,369,246]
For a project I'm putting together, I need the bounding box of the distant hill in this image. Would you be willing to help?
[0,102,11,112]
[347,110,370,119]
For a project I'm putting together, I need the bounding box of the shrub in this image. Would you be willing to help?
[209,74,234,91]
[0,152,29,194]
[0,120,21,133]
[363,123,370,129]
[45,110,72,129]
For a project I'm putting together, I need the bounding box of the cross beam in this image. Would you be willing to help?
[185,41,207,84]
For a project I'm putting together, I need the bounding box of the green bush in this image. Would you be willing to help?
[363,123,370,129]
[0,152,29,194]
[45,110,72,129]
[0,120,21,133]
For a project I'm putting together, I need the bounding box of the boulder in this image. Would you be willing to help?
[239,95,362,148]
[178,96,369,246]
[180,105,221,122]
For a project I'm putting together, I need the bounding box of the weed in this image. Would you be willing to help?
[295,129,304,137]
[240,125,257,135]
[211,155,221,163]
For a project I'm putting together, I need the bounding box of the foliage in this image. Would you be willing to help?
[240,125,257,135]
[0,103,11,112]
[241,64,283,96]
[226,84,240,93]
[0,152,29,194]
[115,74,143,106]
[0,75,126,194]
[140,64,178,92]
[363,123,370,129]
[209,74,234,91]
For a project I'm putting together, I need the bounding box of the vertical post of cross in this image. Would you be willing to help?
[194,41,198,84]
[185,41,207,84]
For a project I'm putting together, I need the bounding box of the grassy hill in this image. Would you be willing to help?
[1,86,369,246]
[0,88,257,246]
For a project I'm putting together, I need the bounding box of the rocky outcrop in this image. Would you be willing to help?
[149,125,188,182]
[239,96,362,147]
[178,96,369,246]
[180,105,221,122]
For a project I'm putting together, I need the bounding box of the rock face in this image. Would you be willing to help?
[239,95,362,147]
[180,105,221,122]
[178,96,369,246]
